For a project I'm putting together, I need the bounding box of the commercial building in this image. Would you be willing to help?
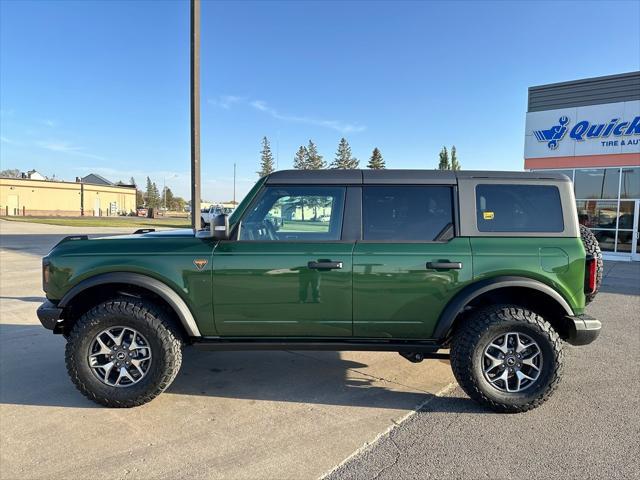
[0,174,136,217]
[525,71,640,261]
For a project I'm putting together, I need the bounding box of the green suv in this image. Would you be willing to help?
[37,170,602,412]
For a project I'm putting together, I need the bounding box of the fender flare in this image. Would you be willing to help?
[432,276,574,340]
[58,272,202,337]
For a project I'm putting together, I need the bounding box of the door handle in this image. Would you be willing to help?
[426,261,463,270]
[308,261,343,270]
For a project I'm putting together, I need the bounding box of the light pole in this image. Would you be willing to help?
[233,163,236,205]
[190,0,201,231]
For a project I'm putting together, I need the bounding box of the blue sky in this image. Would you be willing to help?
[1,0,639,201]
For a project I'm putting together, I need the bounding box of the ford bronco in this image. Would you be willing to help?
[37,170,602,412]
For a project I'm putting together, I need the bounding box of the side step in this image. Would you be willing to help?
[193,337,448,358]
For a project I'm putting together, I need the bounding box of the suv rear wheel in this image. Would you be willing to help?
[450,305,563,413]
[65,297,183,407]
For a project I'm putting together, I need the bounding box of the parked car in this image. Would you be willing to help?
[37,169,602,412]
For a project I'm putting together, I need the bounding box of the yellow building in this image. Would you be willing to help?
[0,177,137,217]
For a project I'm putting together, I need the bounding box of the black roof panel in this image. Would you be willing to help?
[265,169,571,185]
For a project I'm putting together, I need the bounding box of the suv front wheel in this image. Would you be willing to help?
[65,297,183,407]
[450,305,564,413]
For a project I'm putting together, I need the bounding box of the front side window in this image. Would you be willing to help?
[476,184,563,232]
[239,186,345,241]
[362,186,454,241]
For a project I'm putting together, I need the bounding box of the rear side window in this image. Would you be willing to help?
[476,184,563,232]
[362,186,454,241]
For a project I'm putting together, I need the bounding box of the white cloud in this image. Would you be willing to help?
[209,95,366,134]
[37,141,105,160]
[207,95,244,109]
[250,99,366,134]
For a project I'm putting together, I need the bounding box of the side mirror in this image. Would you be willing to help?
[212,213,230,240]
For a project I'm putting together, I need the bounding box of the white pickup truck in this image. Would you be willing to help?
[201,205,234,225]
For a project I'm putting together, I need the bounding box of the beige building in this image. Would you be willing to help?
[0,177,136,217]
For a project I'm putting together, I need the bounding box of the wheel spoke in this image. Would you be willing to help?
[483,351,502,374]
[522,351,541,369]
[115,366,135,385]
[101,361,115,383]
[490,335,510,354]
[515,334,529,353]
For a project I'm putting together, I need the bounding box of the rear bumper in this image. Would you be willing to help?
[565,314,601,346]
[37,300,63,331]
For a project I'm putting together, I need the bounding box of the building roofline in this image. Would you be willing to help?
[0,176,136,188]
[528,71,640,92]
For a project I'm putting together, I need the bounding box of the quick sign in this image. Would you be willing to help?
[525,100,640,159]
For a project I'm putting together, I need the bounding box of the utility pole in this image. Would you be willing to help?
[233,163,236,204]
[190,0,201,231]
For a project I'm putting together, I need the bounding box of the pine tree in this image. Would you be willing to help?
[438,147,450,170]
[257,136,275,177]
[331,138,359,169]
[305,140,326,169]
[293,146,308,169]
[450,145,461,171]
[145,177,161,208]
[367,148,385,169]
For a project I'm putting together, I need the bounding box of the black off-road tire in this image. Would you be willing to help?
[450,305,564,413]
[65,297,183,407]
[580,224,603,304]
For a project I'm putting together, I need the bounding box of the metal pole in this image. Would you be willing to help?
[233,163,236,204]
[190,0,201,231]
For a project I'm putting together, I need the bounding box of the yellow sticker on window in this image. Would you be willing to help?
[483,211,494,220]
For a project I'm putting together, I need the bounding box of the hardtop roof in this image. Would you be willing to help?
[265,169,571,185]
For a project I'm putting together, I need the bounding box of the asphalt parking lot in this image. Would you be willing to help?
[1,220,638,480]
[326,260,640,480]
[0,220,453,480]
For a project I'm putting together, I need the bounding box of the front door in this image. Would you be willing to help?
[212,185,353,336]
[353,185,473,339]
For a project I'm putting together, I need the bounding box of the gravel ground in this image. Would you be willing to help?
[326,261,640,480]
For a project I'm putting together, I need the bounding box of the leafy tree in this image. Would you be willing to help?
[0,168,21,178]
[173,196,187,212]
[438,147,450,170]
[331,138,359,169]
[293,146,308,169]
[451,145,461,171]
[305,140,326,169]
[367,148,385,169]
[257,136,275,177]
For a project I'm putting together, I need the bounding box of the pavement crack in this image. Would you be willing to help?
[370,431,402,480]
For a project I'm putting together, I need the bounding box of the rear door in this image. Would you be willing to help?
[353,185,472,339]
[212,185,355,337]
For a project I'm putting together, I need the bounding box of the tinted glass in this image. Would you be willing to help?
[576,200,618,229]
[620,167,640,199]
[362,186,453,241]
[476,184,563,232]
[239,186,345,241]
[574,168,620,199]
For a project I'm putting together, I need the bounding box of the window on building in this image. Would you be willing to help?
[620,167,640,199]
[362,186,453,241]
[574,168,620,199]
[239,186,345,241]
[476,184,563,232]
